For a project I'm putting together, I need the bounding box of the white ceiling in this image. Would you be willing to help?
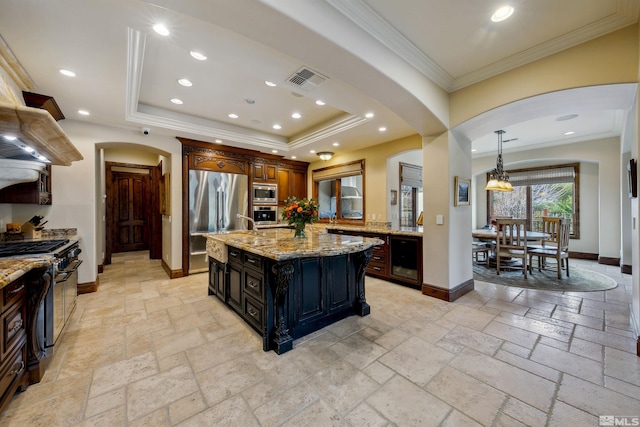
[0,0,638,163]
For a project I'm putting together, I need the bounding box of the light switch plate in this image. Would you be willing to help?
[436,215,444,225]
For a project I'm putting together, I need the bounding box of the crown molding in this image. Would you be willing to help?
[289,113,368,149]
[329,0,640,93]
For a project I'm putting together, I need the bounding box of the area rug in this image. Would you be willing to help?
[473,263,618,292]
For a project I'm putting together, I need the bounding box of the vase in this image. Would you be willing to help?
[293,222,306,238]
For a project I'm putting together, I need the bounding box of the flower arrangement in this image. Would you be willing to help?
[281,196,319,237]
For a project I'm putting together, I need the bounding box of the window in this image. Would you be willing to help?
[399,163,423,227]
[313,160,365,222]
[488,163,579,238]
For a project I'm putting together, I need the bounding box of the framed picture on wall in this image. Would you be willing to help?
[390,189,397,205]
[628,158,637,198]
[454,176,470,207]
[160,173,170,214]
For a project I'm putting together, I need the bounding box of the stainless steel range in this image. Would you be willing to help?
[0,239,82,353]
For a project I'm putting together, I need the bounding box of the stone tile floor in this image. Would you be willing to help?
[1,252,638,426]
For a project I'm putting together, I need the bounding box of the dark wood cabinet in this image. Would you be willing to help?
[227,249,243,313]
[277,167,307,204]
[253,162,277,182]
[328,229,422,289]
[208,258,226,300]
[0,276,29,414]
[0,164,52,205]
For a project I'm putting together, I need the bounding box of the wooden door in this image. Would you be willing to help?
[111,171,150,253]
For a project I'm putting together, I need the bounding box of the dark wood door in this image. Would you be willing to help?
[111,171,150,253]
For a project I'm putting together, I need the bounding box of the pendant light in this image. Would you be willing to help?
[484,130,513,192]
[317,151,334,161]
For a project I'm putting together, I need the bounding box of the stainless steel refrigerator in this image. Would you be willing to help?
[188,170,249,273]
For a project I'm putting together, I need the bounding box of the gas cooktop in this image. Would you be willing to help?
[0,239,69,257]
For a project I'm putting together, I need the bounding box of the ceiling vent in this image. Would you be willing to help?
[286,67,328,91]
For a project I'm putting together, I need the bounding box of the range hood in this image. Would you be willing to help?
[0,34,83,167]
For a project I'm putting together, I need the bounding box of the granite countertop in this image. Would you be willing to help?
[207,228,384,261]
[324,224,424,237]
[0,255,53,288]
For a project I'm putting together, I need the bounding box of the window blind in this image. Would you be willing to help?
[508,165,576,186]
[313,160,364,181]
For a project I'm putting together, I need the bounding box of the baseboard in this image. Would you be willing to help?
[598,256,620,267]
[162,259,186,279]
[422,278,474,302]
[97,263,104,274]
[78,276,99,294]
[568,251,598,260]
[621,264,632,275]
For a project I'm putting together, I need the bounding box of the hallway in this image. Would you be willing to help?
[0,252,638,426]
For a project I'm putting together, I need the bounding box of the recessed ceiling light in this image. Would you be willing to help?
[310,150,316,153]
[78,110,90,116]
[556,114,579,121]
[365,112,374,118]
[265,81,276,87]
[491,6,514,22]
[564,131,575,136]
[22,145,34,153]
[178,78,192,87]
[291,112,301,119]
[190,51,207,61]
[3,135,17,141]
[316,100,325,106]
[215,139,222,143]
[170,98,183,105]
[332,142,339,146]
[37,155,49,162]
[291,156,297,159]
[378,127,387,132]
[471,149,477,152]
[272,124,282,130]
[272,150,278,153]
[153,24,170,36]
[228,113,238,119]
[59,69,76,77]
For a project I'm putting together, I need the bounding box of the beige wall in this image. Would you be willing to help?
[450,25,639,128]
[307,134,422,222]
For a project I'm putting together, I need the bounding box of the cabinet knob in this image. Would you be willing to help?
[248,307,258,317]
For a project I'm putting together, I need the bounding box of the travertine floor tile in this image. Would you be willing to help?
[1,252,636,427]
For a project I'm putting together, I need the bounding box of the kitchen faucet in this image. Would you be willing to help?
[237,214,258,234]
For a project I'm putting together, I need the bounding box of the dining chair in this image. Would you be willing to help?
[495,218,528,278]
[472,241,490,267]
[528,219,570,279]
[529,217,561,251]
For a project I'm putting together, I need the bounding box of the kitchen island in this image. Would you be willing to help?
[206,229,383,354]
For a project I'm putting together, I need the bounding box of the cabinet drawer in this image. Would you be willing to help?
[2,279,26,312]
[370,253,386,264]
[227,248,242,264]
[366,263,388,276]
[1,302,26,360]
[243,294,264,331]
[243,252,263,272]
[0,343,26,407]
[244,271,264,300]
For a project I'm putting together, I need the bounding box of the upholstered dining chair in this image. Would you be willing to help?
[528,219,570,279]
[495,218,528,278]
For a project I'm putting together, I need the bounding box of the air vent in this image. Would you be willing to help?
[286,67,328,91]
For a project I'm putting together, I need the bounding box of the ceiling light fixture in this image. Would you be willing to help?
[291,156,297,159]
[378,127,387,132]
[228,113,238,119]
[265,81,276,87]
[178,78,192,87]
[3,135,17,141]
[491,6,514,22]
[170,98,183,105]
[332,142,339,147]
[272,150,278,153]
[78,110,90,116]
[190,51,207,61]
[317,151,334,161]
[365,112,374,118]
[215,139,222,143]
[564,131,575,136]
[153,24,170,36]
[315,100,325,106]
[485,130,513,192]
[291,112,301,119]
[272,124,281,130]
[59,69,76,77]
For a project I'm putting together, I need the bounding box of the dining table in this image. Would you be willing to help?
[472,228,550,269]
